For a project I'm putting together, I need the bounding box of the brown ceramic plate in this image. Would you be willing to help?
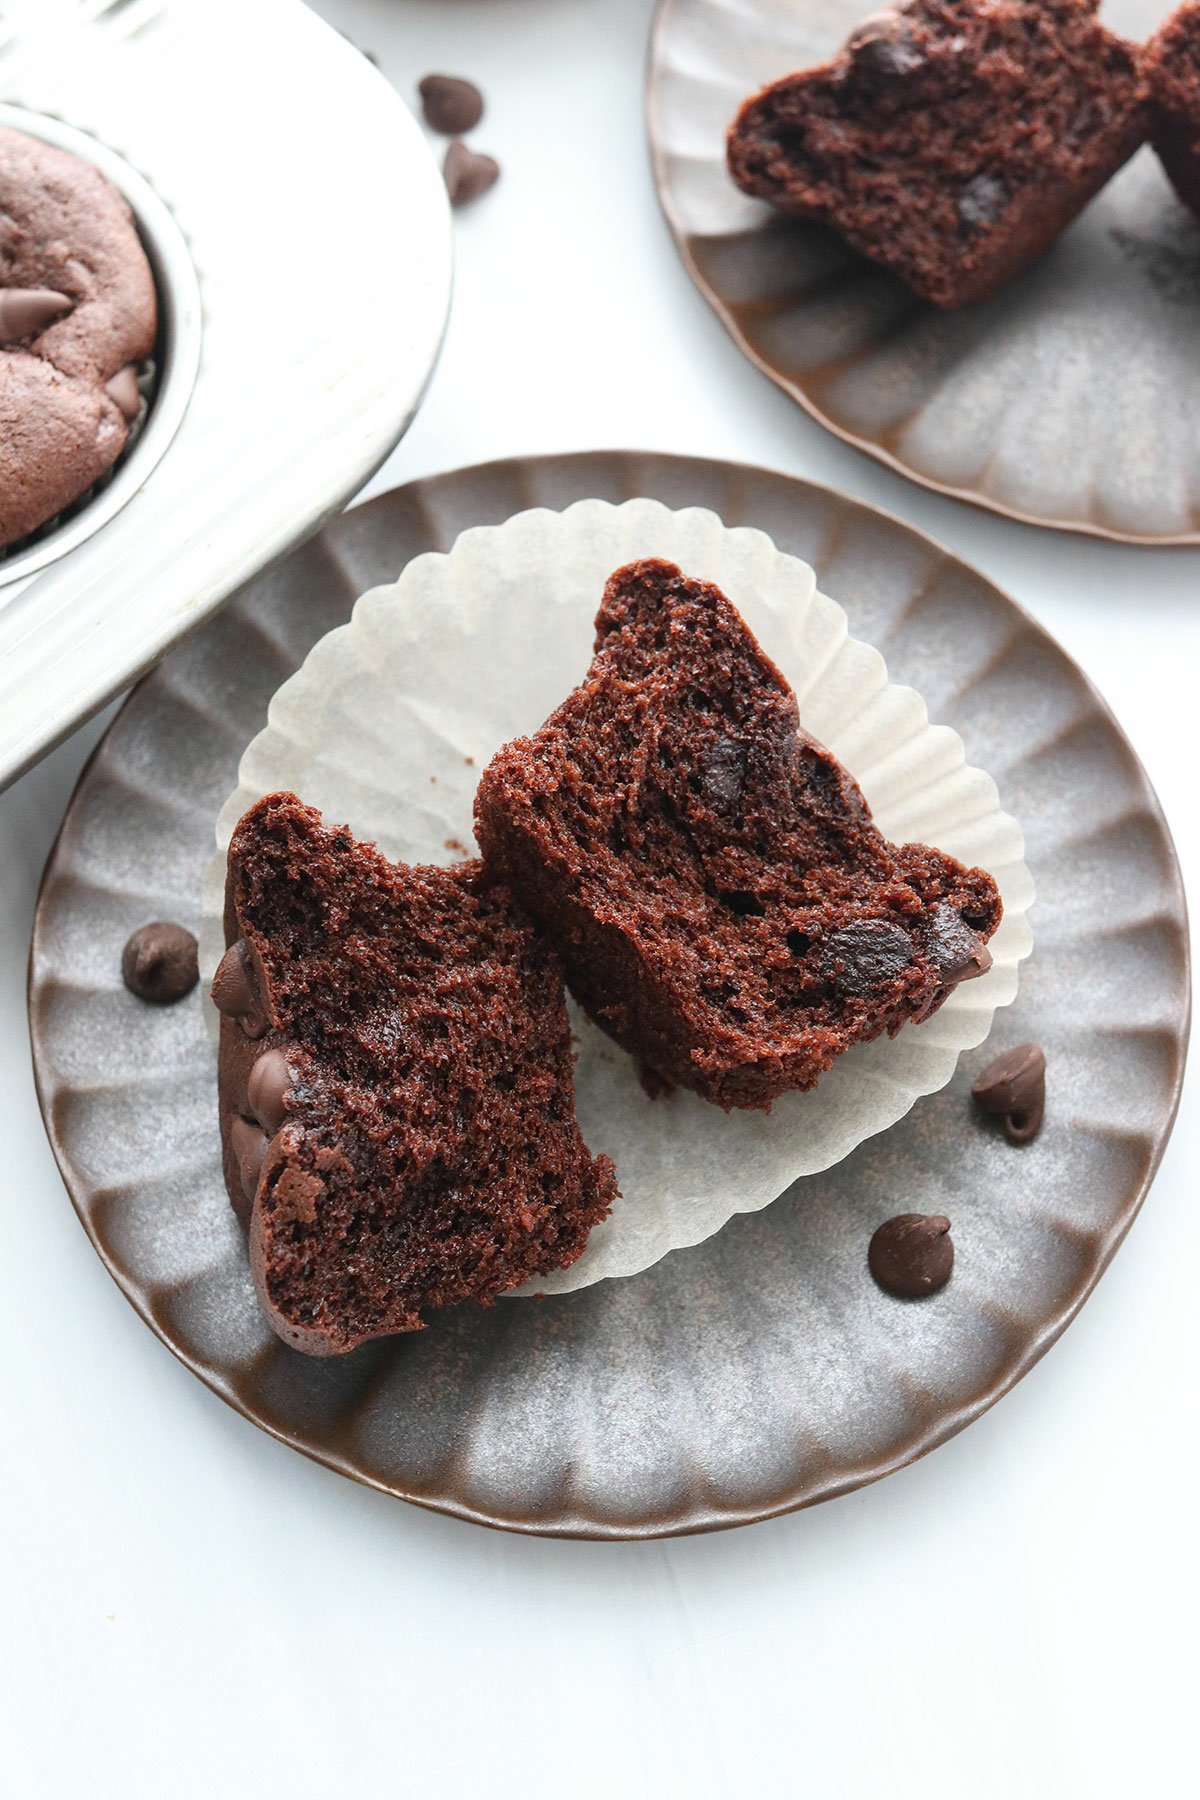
[648,0,1200,543]
[29,452,1189,1538]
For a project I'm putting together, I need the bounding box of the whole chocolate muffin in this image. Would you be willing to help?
[1147,2,1200,218]
[0,123,157,551]
[475,559,1002,1111]
[214,794,616,1355]
[727,0,1148,308]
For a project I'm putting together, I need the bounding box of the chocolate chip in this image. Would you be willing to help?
[957,173,1009,233]
[444,140,500,207]
[105,365,141,421]
[927,902,992,986]
[247,1047,292,1136]
[844,11,924,85]
[211,940,268,1039]
[869,1213,954,1298]
[821,919,913,996]
[121,922,198,1004]
[230,1116,268,1203]
[0,287,72,343]
[972,1042,1045,1144]
[419,74,485,135]
[698,735,747,812]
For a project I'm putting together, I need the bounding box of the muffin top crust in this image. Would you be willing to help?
[1,122,158,550]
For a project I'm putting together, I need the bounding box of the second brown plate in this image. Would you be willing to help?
[649,0,1200,543]
[30,452,1189,1537]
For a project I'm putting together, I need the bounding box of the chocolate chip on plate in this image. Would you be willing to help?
[121,922,199,1005]
[230,1116,268,1204]
[698,734,748,813]
[419,74,485,136]
[869,1213,954,1298]
[927,902,992,986]
[972,1042,1046,1143]
[443,140,500,207]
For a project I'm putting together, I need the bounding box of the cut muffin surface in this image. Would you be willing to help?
[726,0,1148,309]
[475,558,1002,1110]
[214,793,616,1355]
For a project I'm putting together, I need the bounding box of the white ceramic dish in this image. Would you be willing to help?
[0,0,452,788]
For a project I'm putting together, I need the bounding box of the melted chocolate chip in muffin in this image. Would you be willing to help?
[869,1213,954,1297]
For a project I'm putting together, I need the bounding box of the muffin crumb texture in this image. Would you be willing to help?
[475,558,1002,1109]
[214,794,616,1355]
[727,0,1148,307]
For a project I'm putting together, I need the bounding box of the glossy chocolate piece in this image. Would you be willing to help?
[121,921,198,1004]
[104,365,141,421]
[869,1213,954,1297]
[443,140,500,207]
[972,1042,1046,1143]
[246,1046,292,1136]
[419,73,484,135]
[0,287,72,342]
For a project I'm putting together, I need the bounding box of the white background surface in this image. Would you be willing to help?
[1,2,1195,1794]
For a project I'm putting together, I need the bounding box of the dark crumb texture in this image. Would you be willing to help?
[215,794,615,1355]
[1148,2,1200,217]
[727,0,1148,308]
[475,560,1002,1111]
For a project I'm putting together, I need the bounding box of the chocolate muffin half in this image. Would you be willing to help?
[1148,2,1200,218]
[726,0,1148,308]
[1,123,157,550]
[475,560,1002,1111]
[214,794,615,1355]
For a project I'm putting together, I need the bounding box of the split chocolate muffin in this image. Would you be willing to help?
[0,123,157,550]
[726,0,1148,308]
[214,794,616,1355]
[475,560,1002,1111]
[1148,2,1200,218]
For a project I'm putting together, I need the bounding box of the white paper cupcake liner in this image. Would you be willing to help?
[201,498,1034,1294]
